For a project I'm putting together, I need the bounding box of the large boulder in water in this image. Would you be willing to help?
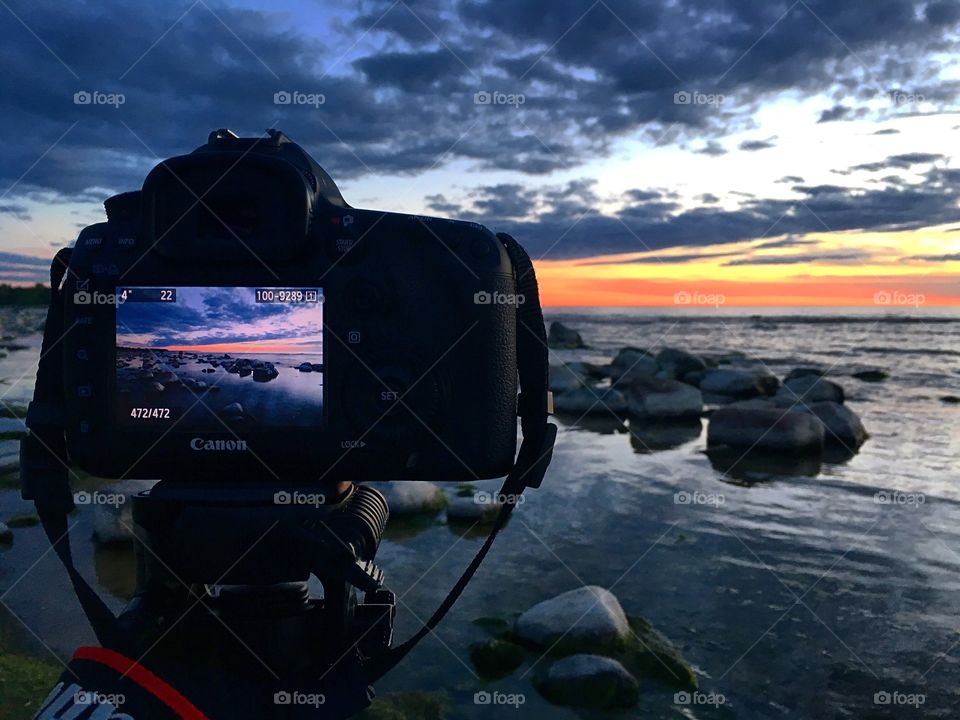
[655,348,706,380]
[707,406,824,454]
[536,655,639,709]
[700,368,779,400]
[548,321,586,349]
[775,375,844,406]
[627,377,702,419]
[515,586,631,655]
[553,387,627,415]
[607,347,658,387]
[799,401,868,449]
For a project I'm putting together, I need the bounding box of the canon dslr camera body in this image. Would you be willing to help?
[61,129,520,483]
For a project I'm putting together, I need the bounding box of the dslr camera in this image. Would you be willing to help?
[60,128,523,483]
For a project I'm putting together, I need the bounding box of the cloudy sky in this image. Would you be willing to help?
[116,287,324,353]
[2,0,959,305]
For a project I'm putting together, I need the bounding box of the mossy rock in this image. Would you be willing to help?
[617,616,697,690]
[355,691,449,720]
[0,405,27,419]
[534,654,639,709]
[469,639,525,678]
[0,470,20,489]
[5,514,39,529]
[0,653,62,719]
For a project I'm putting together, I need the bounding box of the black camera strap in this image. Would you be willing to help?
[20,247,126,650]
[366,233,556,681]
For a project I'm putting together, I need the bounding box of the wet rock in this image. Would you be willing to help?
[700,368,779,400]
[852,369,888,383]
[775,375,844,406]
[682,369,706,387]
[252,364,278,382]
[515,586,630,655]
[446,494,502,523]
[90,479,158,544]
[707,406,824,454]
[941,396,960,405]
[0,521,12,544]
[201,368,216,373]
[146,381,165,393]
[152,371,178,384]
[365,481,446,515]
[607,347,658,386]
[549,364,587,393]
[622,616,698,689]
[785,367,824,382]
[801,402,868,449]
[656,348,707,380]
[548,321,586,349]
[220,402,245,417]
[628,377,702,419]
[469,639,525,678]
[628,418,702,453]
[553,387,627,415]
[536,654,638,709]
[298,362,314,372]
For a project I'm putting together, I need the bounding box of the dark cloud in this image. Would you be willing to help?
[849,152,946,172]
[905,252,960,261]
[2,0,956,200]
[818,105,853,123]
[0,203,31,221]
[739,139,776,151]
[693,141,727,156]
[777,175,805,184]
[724,251,871,266]
[872,128,901,135]
[752,236,820,250]
[582,250,744,265]
[0,250,53,283]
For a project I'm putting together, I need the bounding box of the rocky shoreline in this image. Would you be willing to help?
[548,321,872,478]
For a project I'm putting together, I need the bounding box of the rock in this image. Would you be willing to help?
[549,364,587,393]
[220,402,245,417]
[252,364,278,382]
[0,521,12,544]
[201,368,216,374]
[622,616,698,689]
[89,480,158,543]
[553,387,627,415]
[607,347,658,386]
[656,348,706,380]
[5,514,39,528]
[536,655,639,709]
[700,368,779,400]
[547,321,586,349]
[365,481,446,515]
[775,375,844,406]
[942,396,960,405]
[297,362,314,372]
[628,419,702,453]
[707,406,824,454]
[515,586,631,654]
[801,402,868,449]
[852,369,888,382]
[682,370,706,387]
[153,370,178,384]
[785,367,824,382]
[446,494,502,523]
[628,377,702,419]
[469,639,525,678]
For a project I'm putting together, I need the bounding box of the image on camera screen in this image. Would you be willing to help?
[115,287,324,429]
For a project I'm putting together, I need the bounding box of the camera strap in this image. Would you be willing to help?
[366,233,556,681]
[20,247,127,650]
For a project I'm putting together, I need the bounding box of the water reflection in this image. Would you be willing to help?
[706,447,822,484]
[628,418,702,453]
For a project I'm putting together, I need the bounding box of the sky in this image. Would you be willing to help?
[116,287,324,353]
[1,0,959,306]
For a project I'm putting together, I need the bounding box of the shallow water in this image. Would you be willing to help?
[2,306,959,719]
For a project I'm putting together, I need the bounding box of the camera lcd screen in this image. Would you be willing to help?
[115,287,324,430]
